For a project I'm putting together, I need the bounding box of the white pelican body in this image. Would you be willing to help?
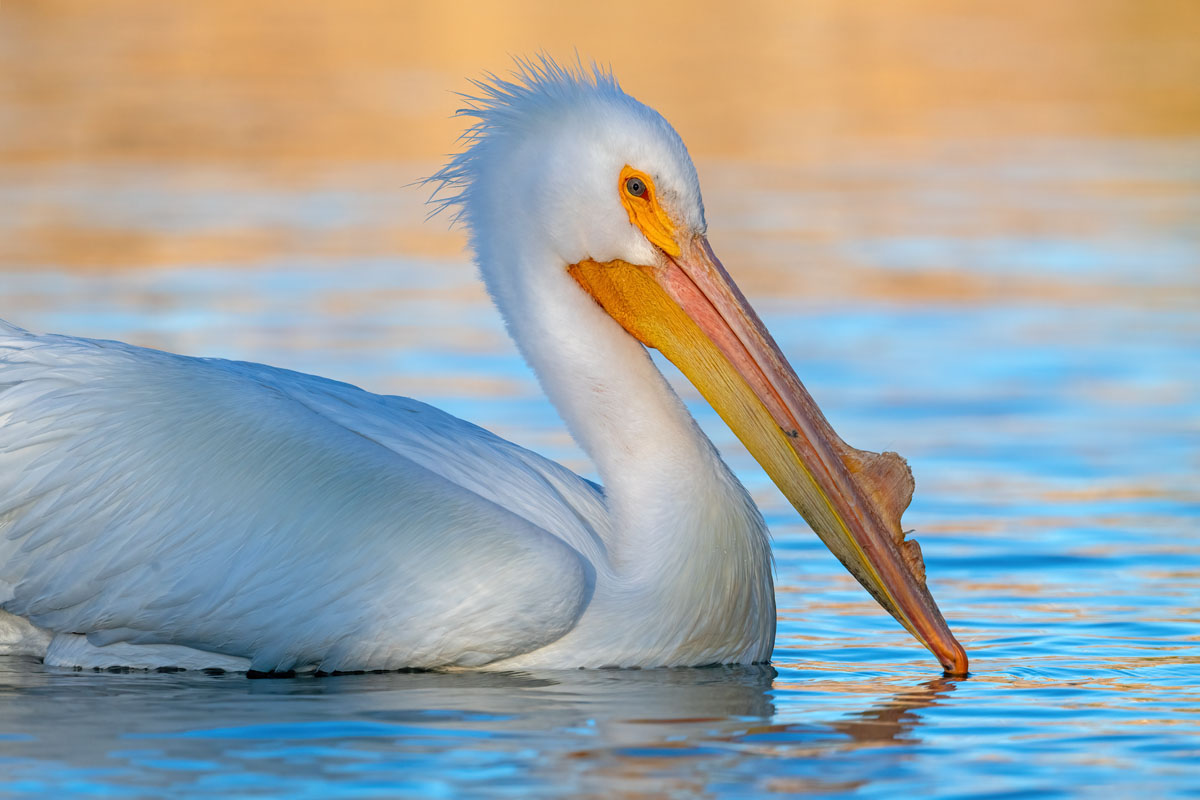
[0,324,766,671]
[0,61,965,675]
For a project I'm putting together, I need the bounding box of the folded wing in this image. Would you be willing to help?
[0,322,606,672]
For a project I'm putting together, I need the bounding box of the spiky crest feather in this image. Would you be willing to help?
[425,56,628,224]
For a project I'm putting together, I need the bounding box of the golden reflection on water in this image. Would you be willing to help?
[2,0,1199,281]
[4,0,1199,164]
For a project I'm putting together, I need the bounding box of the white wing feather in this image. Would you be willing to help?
[0,321,609,672]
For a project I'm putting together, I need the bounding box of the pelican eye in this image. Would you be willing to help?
[625,176,647,198]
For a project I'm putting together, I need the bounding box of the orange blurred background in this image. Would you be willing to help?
[2,0,1198,274]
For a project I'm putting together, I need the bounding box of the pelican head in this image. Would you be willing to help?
[431,59,968,675]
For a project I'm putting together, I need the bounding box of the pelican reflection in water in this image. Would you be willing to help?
[0,59,967,675]
[0,657,960,792]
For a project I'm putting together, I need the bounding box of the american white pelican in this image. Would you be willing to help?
[0,60,967,675]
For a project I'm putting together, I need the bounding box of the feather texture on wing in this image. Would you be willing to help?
[0,322,603,672]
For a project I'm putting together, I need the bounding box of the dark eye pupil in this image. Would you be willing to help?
[626,177,646,197]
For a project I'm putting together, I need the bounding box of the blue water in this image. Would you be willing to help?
[1,140,1198,797]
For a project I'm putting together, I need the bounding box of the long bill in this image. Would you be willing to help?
[569,235,969,675]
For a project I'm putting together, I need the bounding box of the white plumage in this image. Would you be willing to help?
[0,61,777,673]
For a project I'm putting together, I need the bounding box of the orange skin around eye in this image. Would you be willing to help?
[618,165,681,257]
